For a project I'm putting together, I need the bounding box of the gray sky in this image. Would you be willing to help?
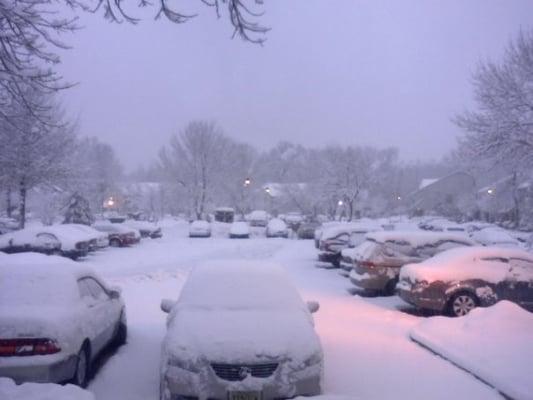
[59,0,533,170]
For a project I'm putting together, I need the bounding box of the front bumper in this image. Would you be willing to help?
[162,363,321,400]
[396,281,447,312]
[349,265,397,291]
[0,353,77,384]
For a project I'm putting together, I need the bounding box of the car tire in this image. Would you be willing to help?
[72,344,90,388]
[384,278,399,296]
[448,291,478,317]
[109,238,121,247]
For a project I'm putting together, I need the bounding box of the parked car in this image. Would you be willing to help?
[470,227,520,247]
[189,220,212,238]
[249,210,269,227]
[314,221,341,249]
[297,221,321,240]
[317,223,382,268]
[0,228,62,256]
[266,218,289,238]
[124,220,162,239]
[159,261,323,400]
[284,212,305,231]
[397,246,533,316]
[348,231,475,295]
[229,221,250,239]
[0,217,18,235]
[92,222,140,247]
[0,252,126,387]
[68,224,109,250]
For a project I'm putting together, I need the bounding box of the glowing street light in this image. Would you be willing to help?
[243,177,251,187]
[265,187,271,195]
[338,200,343,206]
[397,196,402,201]
[487,188,494,195]
[105,196,115,208]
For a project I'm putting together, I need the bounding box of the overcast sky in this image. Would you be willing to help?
[59,0,533,170]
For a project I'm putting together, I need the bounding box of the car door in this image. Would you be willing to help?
[77,278,108,355]
[508,258,533,310]
[84,277,122,349]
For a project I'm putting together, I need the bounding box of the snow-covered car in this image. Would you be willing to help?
[159,261,323,400]
[229,221,250,239]
[0,253,126,387]
[0,225,91,260]
[418,217,464,232]
[266,218,289,238]
[283,212,305,230]
[349,231,475,295]
[68,224,109,250]
[297,221,321,240]
[248,210,269,227]
[0,217,18,235]
[397,246,533,316]
[317,223,382,268]
[0,228,62,256]
[92,222,141,247]
[470,227,520,247]
[124,220,162,239]
[188,220,212,238]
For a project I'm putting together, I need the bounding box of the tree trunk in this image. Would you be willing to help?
[19,180,27,229]
[6,188,12,218]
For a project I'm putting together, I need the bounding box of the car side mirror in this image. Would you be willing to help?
[306,300,320,314]
[109,289,121,300]
[161,298,176,314]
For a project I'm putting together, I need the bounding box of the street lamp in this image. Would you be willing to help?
[265,187,271,195]
[243,177,251,187]
[338,200,343,206]
[487,188,494,195]
[397,196,402,201]
[105,196,115,208]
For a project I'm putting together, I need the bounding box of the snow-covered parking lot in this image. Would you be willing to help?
[74,220,508,400]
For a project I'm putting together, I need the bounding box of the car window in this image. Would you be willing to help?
[77,279,93,299]
[481,257,509,264]
[86,278,110,301]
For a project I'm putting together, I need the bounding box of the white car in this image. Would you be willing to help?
[266,218,289,238]
[470,227,520,247]
[0,253,126,387]
[189,220,212,238]
[159,261,323,400]
[248,210,269,227]
[68,224,110,250]
[229,221,250,239]
[124,220,162,239]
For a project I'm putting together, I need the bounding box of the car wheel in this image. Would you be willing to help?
[448,292,478,317]
[109,238,121,247]
[384,279,398,296]
[72,344,90,388]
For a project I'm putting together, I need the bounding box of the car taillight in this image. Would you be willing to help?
[359,260,377,269]
[0,338,61,357]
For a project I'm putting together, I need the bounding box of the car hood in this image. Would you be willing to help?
[164,308,321,365]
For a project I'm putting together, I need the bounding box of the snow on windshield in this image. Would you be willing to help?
[177,261,304,311]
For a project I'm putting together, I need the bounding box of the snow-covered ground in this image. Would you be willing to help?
[77,220,504,400]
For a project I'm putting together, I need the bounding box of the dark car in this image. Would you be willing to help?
[397,246,533,317]
[93,223,141,247]
[317,223,381,268]
[297,221,321,240]
[348,231,475,295]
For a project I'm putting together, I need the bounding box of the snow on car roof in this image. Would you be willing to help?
[321,222,382,240]
[400,246,533,284]
[190,220,210,228]
[249,210,268,219]
[229,221,250,234]
[471,228,519,246]
[267,218,287,229]
[177,261,304,311]
[0,227,43,248]
[0,253,95,305]
[366,231,474,248]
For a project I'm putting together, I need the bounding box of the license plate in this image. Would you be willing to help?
[228,391,262,400]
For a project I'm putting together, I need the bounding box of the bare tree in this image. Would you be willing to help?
[0,90,76,227]
[159,120,232,219]
[455,29,533,177]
